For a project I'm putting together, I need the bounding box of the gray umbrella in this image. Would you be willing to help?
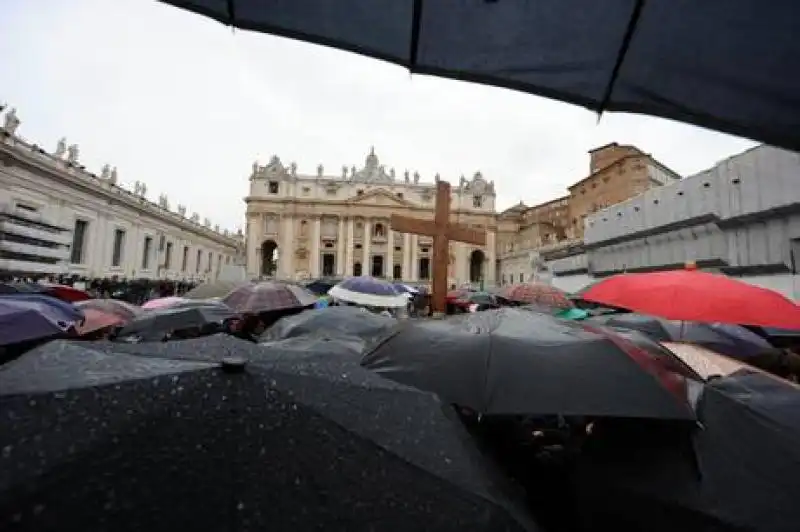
[261,306,396,344]
[158,0,800,151]
[0,337,540,531]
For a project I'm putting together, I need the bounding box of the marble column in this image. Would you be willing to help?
[403,233,411,281]
[310,217,321,278]
[362,219,372,276]
[386,228,394,279]
[345,218,354,276]
[336,217,346,276]
[278,215,293,279]
[486,231,497,286]
[410,235,419,281]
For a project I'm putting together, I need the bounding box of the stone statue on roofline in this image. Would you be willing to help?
[55,138,67,158]
[2,108,20,135]
[100,164,111,180]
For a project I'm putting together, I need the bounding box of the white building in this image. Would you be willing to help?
[0,202,71,275]
[245,148,499,285]
[0,107,242,281]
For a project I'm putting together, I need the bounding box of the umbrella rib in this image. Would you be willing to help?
[408,0,423,67]
[598,0,645,115]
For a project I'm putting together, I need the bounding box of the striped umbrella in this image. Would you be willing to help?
[329,277,408,308]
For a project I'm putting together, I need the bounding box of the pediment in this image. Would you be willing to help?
[346,189,415,207]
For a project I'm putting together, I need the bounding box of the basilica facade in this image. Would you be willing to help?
[244,148,498,286]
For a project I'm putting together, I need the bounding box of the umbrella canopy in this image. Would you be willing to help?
[222,281,317,313]
[114,303,238,342]
[75,308,127,336]
[75,298,142,321]
[393,283,419,295]
[498,283,573,309]
[142,296,189,310]
[590,313,773,360]
[329,276,408,308]
[362,308,696,419]
[262,306,396,345]
[0,298,80,346]
[183,281,245,300]
[580,270,800,329]
[0,294,84,323]
[157,1,799,152]
[574,369,800,532]
[302,277,343,296]
[0,282,46,295]
[0,337,540,531]
[40,284,91,303]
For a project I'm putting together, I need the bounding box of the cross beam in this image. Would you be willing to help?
[390,181,487,315]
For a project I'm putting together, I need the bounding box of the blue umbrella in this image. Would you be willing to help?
[0,293,84,323]
[329,277,408,308]
[0,299,79,346]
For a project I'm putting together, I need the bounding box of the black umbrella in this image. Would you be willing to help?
[590,313,774,360]
[302,277,343,296]
[0,337,540,531]
[362,308,696,419]
[573,369,800,532]
[261,306,395,344]
[158,1,799,152]
[114,303,238,341]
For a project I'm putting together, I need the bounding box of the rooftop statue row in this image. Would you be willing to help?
[251,146,495,194]
[1,107,238,239]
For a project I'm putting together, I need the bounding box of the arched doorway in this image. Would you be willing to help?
[261,240,278,276]
[469,249,485,283]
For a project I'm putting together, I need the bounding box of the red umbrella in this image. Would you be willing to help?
[581,268,800,329]
[42,284,91,303]
[498,283,574,310]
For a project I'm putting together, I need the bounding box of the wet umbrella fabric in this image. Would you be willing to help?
[574,370,800,532]
[141,296,189,310]
[498,283,573,310]
[589,313,773,360]
[222,281,317,313]
[75,298,142,321]
[262,306,396,345]
[183,281,244,300]
[0,338,540,531]
[362,308,695,419]
[114,303,237,341]
[40,284,91,303]
[75,308,126,336]
[157,1,800,152]
[0,294,84,323]
[580,269,800,329]
[302,277,342,296]
[0,299,79,347]
[329,277,408,308]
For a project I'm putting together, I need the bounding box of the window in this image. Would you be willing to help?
[373,223,385,237]
[396,192,404,199]
[519,273,524,283]
[182,246,189,271]
[268,181,279,194]
[302,187,311,195]
[158,235,166,251]
[196,249,202,273]
[70,219,88,264]
[111,229,125,267]
[353,262,362,276]
[165,242,173,269]
[142,236,153,269]
[473,195,482,208]
[356,189,364,196]
[226,255,230,264]
[207,251,213,272]
[217,254,222,274]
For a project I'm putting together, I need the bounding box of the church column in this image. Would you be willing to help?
[336,216,346,276]
[402,233,411,281]
[455,242,468,286]
[345,218,354,276]
[486,230,497,286]
[362,219,372,276]
[410,235,419,281]
[246,215,259,277]
[310,216,321,278]
[386,227,394,279]
[278,215,293,279]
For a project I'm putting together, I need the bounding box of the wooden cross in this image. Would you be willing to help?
[390,181,487,315]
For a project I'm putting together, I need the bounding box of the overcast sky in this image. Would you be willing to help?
[1,0,755,232]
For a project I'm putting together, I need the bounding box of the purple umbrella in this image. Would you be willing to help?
[0,294,84,323]
[329,277,408,308]
[0,299,79,346]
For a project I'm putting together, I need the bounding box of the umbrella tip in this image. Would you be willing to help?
[221,356,247,373]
